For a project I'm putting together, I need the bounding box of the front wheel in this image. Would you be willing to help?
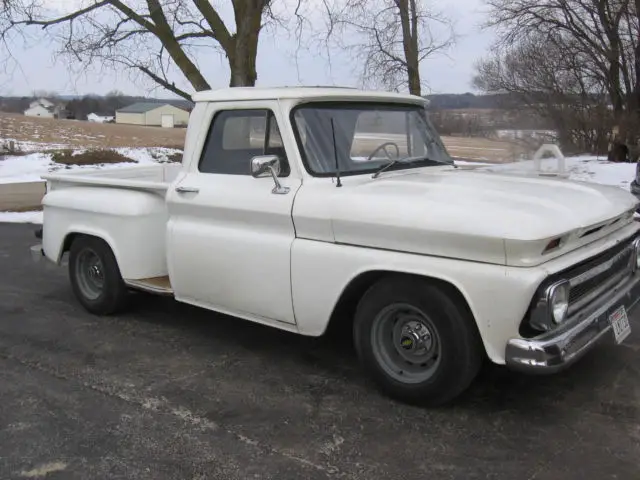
[69,236,128,315]
[353,276,484,406]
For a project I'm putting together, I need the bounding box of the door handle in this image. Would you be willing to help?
[175,186,200,194]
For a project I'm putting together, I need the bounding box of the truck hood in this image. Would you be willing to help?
[329,167,639,266]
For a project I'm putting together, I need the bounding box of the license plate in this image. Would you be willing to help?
[609,305,631,344]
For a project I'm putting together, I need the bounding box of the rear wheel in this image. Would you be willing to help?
[353,276,483,406]
[69,236,128,315]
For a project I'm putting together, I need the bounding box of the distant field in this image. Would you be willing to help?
[426,136,527,163]
[0,112,185,149]
[0,112,525,163]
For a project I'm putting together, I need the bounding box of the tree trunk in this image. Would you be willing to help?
[398,0,421,96]
[592,0,625,152]
[228,0,265,87]
[228,34,259,87]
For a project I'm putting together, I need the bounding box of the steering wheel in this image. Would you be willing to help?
[366,142,401,163]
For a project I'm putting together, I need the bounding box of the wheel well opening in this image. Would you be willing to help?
[61,233,107,262]
[324,271,385,337]
[62,233,79,255]
[324,271,479,341]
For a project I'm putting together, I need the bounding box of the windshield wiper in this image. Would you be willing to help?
[371,155,449,179]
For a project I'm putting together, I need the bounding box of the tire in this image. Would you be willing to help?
[68,236,128,315]
[353,275,484,406]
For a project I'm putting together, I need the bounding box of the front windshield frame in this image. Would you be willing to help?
[289,100,454,178]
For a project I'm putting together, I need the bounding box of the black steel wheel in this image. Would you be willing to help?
[69,236,128,315]
[353,275,484,406]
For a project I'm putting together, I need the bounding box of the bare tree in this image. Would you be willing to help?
[321,0,455,96]
[0,0,283,100]
[476,0,640,155]
[474,34,614,154]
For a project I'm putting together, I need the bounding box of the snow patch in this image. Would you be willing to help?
[0,211,43,224]
[0,153,53,184]
[1,138,70,153]
[495,129,558,141]
[481,155,636,189]
[0,145,182,184]
[454,159,494,167]
[19,461,67,478]
[114,147,181,164]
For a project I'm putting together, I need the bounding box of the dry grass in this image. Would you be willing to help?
[441,136,530,163]
[0,112,185,149]
[6,204,43,212]
[51,149,135,166]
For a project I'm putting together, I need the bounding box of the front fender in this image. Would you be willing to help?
[290,239,547,364]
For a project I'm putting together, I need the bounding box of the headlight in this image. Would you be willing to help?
[548,281,570,324]
[633,238,640,272]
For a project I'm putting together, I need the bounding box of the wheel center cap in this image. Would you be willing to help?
[398,321,433,356]
[400,334,417,351]
[400,332,423,352]
[90,264,102,279]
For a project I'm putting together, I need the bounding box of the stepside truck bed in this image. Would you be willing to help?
[38,163,182,290]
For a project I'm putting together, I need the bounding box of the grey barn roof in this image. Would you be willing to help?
[117,102,185,114]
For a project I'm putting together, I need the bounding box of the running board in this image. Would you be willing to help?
[125,276,174,296]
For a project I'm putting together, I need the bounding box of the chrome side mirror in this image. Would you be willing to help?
[250,155,290,195]
[251,155,280,178]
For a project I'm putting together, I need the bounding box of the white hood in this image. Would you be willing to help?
[323,167,639,266]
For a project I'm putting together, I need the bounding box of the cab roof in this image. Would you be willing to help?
[191,86,428,105]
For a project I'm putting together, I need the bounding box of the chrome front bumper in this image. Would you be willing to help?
[506,272,640,373]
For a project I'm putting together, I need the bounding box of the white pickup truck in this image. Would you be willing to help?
[31,87,640,406]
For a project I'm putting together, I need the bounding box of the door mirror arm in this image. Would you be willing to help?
[250,155,290,195]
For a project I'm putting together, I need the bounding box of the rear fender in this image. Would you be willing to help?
[41,187,169,279]
[47,225,121,268]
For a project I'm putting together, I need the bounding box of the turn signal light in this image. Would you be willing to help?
[543,237,562,254]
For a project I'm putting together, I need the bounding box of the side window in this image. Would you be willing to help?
[199,109,289,176]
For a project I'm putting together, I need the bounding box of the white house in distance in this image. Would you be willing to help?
[24,98,66,119]
[87,113,115,123]
[115,102,190,128]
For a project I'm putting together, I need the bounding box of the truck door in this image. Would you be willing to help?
[166,102,301,324]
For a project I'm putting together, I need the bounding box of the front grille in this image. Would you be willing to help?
[566,237,636,309]
[569,248,633,303]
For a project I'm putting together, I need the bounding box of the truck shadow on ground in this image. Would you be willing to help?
[121,290,638,419]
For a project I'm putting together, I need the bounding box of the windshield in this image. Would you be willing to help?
[291,102,453,177]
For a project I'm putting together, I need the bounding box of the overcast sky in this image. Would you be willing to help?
[0,0,495,98]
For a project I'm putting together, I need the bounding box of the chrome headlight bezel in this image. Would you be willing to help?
[546,280,570,325]
[528,279,571,332]
[632,237,640,273]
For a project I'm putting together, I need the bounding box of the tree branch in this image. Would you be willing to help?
[17,0,110,29]
[136,65,191,100]
[190,0,232,50]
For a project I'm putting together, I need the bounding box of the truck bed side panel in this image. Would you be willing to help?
[42,187,169,280]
